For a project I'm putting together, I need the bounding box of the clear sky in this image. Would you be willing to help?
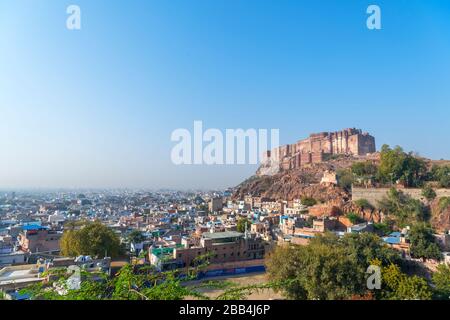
[1,0,449,190]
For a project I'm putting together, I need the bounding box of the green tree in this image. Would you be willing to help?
[266,240,364,300]
[60,229,82,257]
[266,233,400,300]
[346,212,363,225]
[439,197,450,212]
[300,196,317,207]
[421,184,437,202]
[237,217,251,233]
[409,223,442,261]
[354,198,375,211]
[127,230,146,244]
[61,221,121,258]
[378,188,429,227]
[22,263,239,301]
[351,161,378,178]
[432,264,450,300]
[431,165,450,188]
[373,223,392,236]
[378,145,427,187]
[336,168,354,191]
[340,232,400,267]
[381,263,432,300]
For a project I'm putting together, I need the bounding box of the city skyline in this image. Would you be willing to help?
[1,0,450,189]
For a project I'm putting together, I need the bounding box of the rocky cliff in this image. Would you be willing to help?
[431,198,450,232]
[234,155,362,202]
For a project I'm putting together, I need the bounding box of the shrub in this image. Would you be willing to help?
[346,212,363,224]
[336,169,354,191]
[421,185,437,202]
[354,199,374,210]
[301,196,317,207]
[439,197,450,212]
[373,223,392,236]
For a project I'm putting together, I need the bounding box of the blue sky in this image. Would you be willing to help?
[1,0,449,189]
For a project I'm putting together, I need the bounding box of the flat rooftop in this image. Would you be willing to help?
[0,269,32,279]
[22,225,48,231]
[202,231,244,239]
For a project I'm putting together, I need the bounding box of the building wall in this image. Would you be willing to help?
[290,236,311,246]
[19,230,62,253]
[0,253,26,266]
[321,171,338,185]
[300,153,312,165]
[202,258,265,273]
[347,134,359,155]
[209,198,223,212]
[174,237,265,268]
[311,152,325,163]
[352,187,450,208]
[357,134,377,155]
[259,129,376,174]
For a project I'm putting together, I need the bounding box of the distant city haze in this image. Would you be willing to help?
[1,1,450,189]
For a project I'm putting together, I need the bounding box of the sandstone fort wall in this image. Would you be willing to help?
[258,128,376,174]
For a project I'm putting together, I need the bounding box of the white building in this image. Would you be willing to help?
[0,251,26,267]
[48,212,66,224]
[444,252,450,265]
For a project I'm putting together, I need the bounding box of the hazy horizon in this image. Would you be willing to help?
[1,0,450,190]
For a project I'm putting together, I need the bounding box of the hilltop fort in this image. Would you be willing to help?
[258,128,376,175]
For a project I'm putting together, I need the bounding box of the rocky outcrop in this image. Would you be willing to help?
[431,198,450,232]
[341,202,384,223]
[233,164,350,203]
[234,150,386,221]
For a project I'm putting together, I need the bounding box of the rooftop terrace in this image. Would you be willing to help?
[202,231,244,240]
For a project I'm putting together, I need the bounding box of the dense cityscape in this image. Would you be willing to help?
[2,2,450,313]
[1,130,450,300]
